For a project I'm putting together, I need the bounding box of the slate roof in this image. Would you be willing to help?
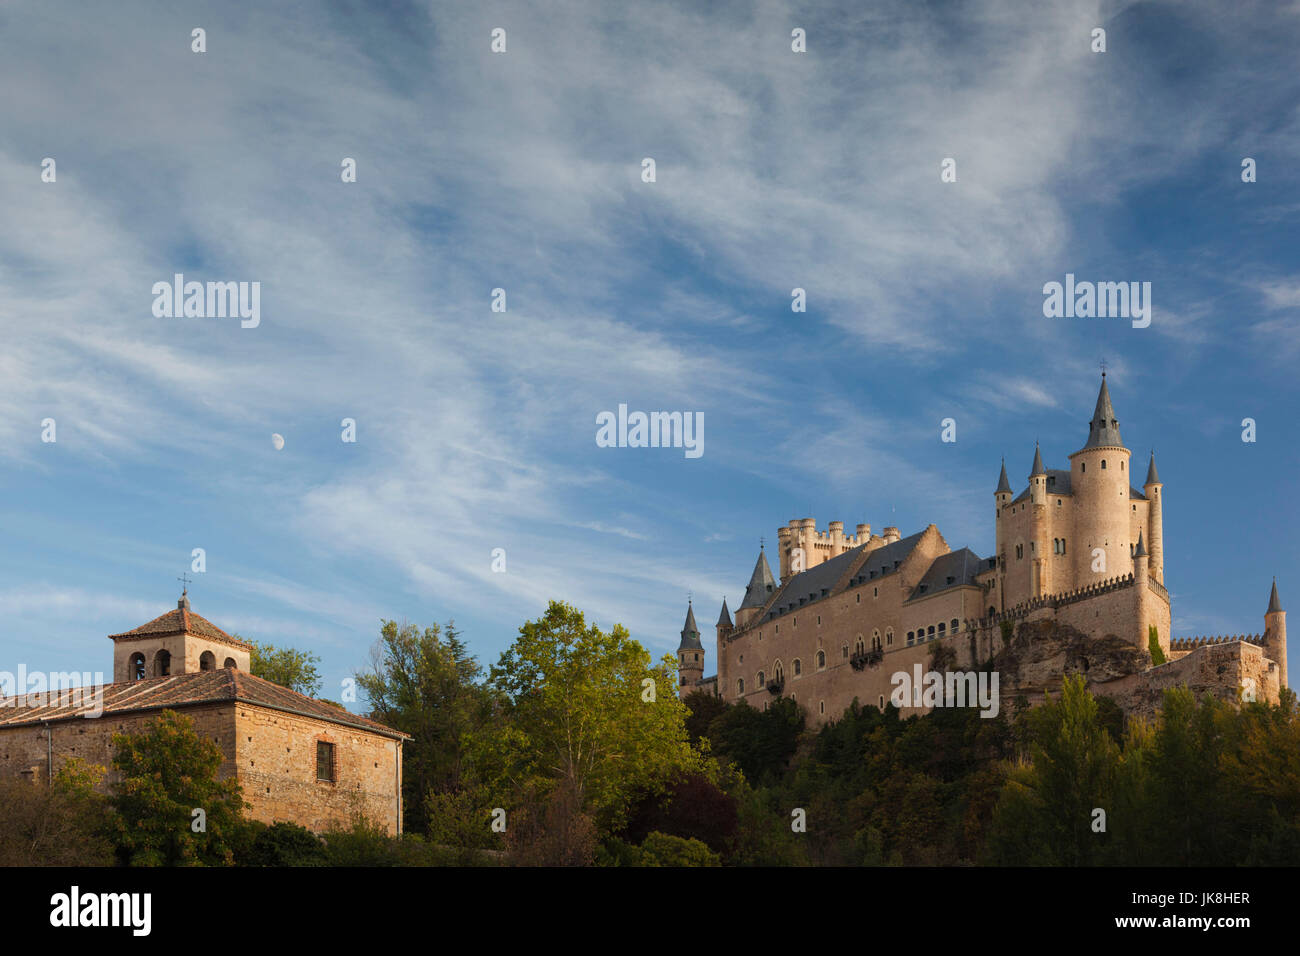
[0,669,408,738]
[716,598,732,628]
[907,548,982,602]
[1269,579,1283,614]
[108,600,252,651]
[995,459,1012,494]
[761,530,928,622]
[678,602,703,650]
[738,549,777,610]
[1082,378,1125,449]
[1010,469,1072,504]
[1030,444,1046,477]
[1145,451,1160,486]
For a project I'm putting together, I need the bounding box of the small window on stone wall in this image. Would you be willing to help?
[224,657,237,669]
[153,649,171,677]
[316,741,336,782]
[130,653,145,681]
[200,651,215,671]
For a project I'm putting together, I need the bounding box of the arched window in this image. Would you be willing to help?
[757,670,765,686]
[1081,462,1086,473]
[928,625,936,640]
[817,650,826,669]
[886,628,894,646]
[793,659,802,676]
[130,653,146,681]
[153,649,171,677]
[841,644,849,659]
[1101,459,1107,469]
[774,662,784,681]
[938,622,946,636]
[951,618,959,631]
[907,631,915,646]
[737,678,745,695]
[224,657,237,669]
[1061,538,1066,555]
[199,651,215,671]
[1120,460,1125,471]
[854,635,865,654]
[988,606,996,619]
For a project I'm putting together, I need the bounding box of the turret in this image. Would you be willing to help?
[1264,579,1288,690]
[734,546,777,628]
[1029,443,1049,595]
[1143,450,1164,583]
[677,600,704,695]
[1067,376,1132,584]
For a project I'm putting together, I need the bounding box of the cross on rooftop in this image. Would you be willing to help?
[177,572,192,595]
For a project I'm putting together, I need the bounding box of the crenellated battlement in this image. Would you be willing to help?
[1170,633,1264,651]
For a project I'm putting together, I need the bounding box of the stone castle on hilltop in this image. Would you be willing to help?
[676,377,1289,721]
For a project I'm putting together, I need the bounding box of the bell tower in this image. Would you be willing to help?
[108,590,253,682]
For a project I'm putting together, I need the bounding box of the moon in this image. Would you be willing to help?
[271,433,285,450]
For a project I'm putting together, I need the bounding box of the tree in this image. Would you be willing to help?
[473,600,703,832]
[0,759,114,866]
[109,709,246,866]
[249,641,322,697]
[247,822,328,866]
[683,689,729,745]
[356,619,494,834]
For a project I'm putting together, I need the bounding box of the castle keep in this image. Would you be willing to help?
[677,378,1288,721]
[0,593,408,834]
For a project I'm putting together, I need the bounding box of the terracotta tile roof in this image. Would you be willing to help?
[107,605,253,651]
[0,670,408,739]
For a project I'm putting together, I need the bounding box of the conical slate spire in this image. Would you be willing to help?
[995,458,1012,494]
[738,548,777,609]
[716,597,732,628]
[1134,530,1147,558]
[1145,450,1160,486]
[1030,442,1046,477]
[678,600,702,650]
[1268,578,1283,614]
[1082,377,1124,449]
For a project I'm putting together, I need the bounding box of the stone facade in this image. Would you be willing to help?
[0,596,407,835]
[678,377,1288,725]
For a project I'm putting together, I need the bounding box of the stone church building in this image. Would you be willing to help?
[0,593,407,834]
[678,376,1288,722]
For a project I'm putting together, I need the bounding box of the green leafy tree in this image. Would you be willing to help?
[356,619,494,834]
[109,709,246,866]
[472,600,703,832]
[249,641,322,697]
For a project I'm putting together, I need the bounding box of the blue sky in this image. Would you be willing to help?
[1,0,1297,701]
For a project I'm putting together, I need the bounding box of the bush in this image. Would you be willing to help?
[248,822,328,866]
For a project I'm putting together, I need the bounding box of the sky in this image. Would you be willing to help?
[1,0,1297,701]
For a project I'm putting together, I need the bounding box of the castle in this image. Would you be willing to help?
[677,377,1289,722]
[0,592,407,834]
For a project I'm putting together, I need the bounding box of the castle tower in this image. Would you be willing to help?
[1029,443,1049,597]
[1067,376,1132,585]
[734,546,776,629]
[1264,580,1288,690]
[108,590,253,683]
[677,600,704,695]
[994,458,1012,610]
[1143,450,1164,583]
